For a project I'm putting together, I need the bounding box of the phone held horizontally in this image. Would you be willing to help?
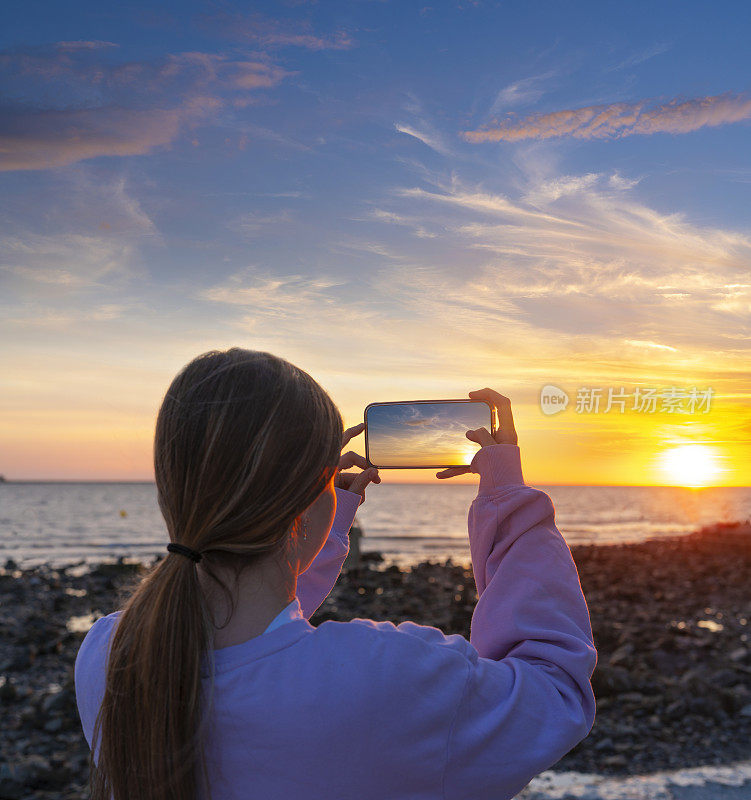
[364,399,496,469]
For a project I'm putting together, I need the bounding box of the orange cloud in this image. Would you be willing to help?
[464,92,751,142]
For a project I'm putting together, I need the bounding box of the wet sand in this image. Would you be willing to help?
[0,522,749,799]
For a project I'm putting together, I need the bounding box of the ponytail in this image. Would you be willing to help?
[89,348,343,800]
[91,556,213,800]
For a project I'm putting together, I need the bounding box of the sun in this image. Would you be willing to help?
[459,443,481,465]
[658,444,723,487]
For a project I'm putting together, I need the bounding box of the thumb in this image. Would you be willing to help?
[466,427,496,448]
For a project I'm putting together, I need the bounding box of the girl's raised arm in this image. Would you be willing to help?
[437,390,596,798]
[297,422,379,618]
[296,486,360,618]
[442,442,597,798]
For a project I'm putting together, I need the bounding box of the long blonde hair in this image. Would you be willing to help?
[90,348,343,800]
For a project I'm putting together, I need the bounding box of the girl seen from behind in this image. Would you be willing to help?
[75,347,597,800]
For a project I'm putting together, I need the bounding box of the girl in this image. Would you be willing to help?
[75,347,596,800]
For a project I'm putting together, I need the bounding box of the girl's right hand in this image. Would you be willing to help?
[436,388,518,480]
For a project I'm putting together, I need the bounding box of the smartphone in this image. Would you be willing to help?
[364,399,496,469]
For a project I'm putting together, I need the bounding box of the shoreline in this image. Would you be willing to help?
[0,522,749,798]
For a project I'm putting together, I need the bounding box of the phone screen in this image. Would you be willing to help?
[364,400,493,468]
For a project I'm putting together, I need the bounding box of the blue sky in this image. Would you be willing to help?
[1,0,750,482]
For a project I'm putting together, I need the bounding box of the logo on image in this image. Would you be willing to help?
[540,385,569,416]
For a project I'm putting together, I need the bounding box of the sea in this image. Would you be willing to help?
[1,482,750,569]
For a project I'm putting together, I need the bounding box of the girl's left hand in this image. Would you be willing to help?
[336,423,380,505]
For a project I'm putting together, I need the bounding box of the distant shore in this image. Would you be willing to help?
[0,522,749,799]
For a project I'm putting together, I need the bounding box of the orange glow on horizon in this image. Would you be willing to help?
[1,352,749,487]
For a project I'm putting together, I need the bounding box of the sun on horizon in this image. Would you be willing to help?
[657,444,726,488]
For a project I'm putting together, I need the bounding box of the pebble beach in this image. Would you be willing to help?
[0,522,749,799]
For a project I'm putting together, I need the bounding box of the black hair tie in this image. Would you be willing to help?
[167,542,202,563]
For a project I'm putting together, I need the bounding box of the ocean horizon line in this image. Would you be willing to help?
[2,479,750,490]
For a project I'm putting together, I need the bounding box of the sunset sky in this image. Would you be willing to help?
[1,1,750,486]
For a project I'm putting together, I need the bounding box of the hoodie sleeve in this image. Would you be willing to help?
[439,444,597,800]
[296,486,361,619]
[74,612,120,757]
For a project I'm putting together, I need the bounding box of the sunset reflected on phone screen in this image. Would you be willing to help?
[367,402,489,468]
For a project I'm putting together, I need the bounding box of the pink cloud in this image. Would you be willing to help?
[464,92,751,142]
[0,47,290,171]
[0,100,221,171]
[56,41,119,51]
[203,12,354,51]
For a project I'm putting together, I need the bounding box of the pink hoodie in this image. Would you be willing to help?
[75,443,596,799]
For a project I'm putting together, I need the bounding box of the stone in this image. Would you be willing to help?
[0,677,16,702]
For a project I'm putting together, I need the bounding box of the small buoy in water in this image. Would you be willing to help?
[119,510,128,517]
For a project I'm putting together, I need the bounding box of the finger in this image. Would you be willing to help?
[338,470,381,490]
[342,423,365,448]
[346,467,380,500]
[339,450,368,470]
[348,467,379,492]
[468,389,518,445]
[436,466,470,479]
[466,427,496,448]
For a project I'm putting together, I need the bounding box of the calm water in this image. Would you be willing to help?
[1,482,750,569]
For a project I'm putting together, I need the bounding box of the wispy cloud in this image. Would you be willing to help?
[367,166,751,378]
[368,209,438,239]
[331,238,407,261]
[394,123,451,156]
[56,40,119,51]
[192,164,751,395]
[488,70,556,115]
[201,270,345,318]
[0,172,155,293]
[202,12,353,51]
[228,210,295,238]
[625,339,678,352]
[2,303,129,329]
[608,42,671,72]
[197,265,492,382]
[232,122,311,151]
[464,92,751,142]
[0,231,142,310]
[395,92,454,156]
